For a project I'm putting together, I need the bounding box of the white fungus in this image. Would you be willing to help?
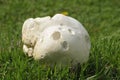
[22,14,91,65]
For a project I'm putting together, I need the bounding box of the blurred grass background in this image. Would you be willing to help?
[0,0,120,80]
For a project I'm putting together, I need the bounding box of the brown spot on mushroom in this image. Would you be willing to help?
[68,29,75,35]
[61,41,69,50]
[85,35,90,43]
[85,35,91,50]
[52,31,61,40]
[60,23,63,26]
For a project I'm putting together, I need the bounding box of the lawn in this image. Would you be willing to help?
[0,0,120,80]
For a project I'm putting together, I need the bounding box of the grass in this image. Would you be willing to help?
[0,0,120,79]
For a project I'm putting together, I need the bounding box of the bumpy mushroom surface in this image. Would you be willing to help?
[22,14,91,65]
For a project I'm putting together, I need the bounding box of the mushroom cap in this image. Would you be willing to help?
[22,14,91,65]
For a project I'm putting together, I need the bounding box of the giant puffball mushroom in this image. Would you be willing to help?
[22,14,91,65]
